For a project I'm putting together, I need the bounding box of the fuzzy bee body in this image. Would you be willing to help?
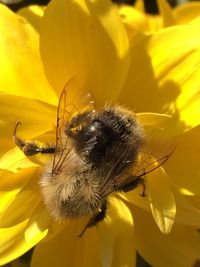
[41,164,101,219]
[40,105,143,220]
[13,78,174,235]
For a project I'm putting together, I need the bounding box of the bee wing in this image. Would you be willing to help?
[100,137,175,199]
[52,77,95,176]
[132,136,175,178]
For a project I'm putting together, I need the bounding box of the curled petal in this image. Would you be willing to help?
[146,168,176,234]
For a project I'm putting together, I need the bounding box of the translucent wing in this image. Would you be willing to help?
[100,136,175,199]
[132,136,175,178]
[51,77,95,176]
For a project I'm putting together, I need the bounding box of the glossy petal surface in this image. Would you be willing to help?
[0,4,57,105]
[40,0,130,105]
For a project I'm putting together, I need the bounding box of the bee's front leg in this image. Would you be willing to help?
[78,200,107,238]
[13,122,56,156]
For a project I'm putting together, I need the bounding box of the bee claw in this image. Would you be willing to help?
[13,121,22,136]
[77,226,87,238]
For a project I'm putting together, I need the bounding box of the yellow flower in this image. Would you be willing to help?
[119,0,200,40]
[0,0,200,267]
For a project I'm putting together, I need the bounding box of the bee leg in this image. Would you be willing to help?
[119,177,146,197]
[78,200,107,238]
[139,180,146,197]
[13,122,56,156]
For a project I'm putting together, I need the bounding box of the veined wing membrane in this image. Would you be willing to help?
[52,77,95,176]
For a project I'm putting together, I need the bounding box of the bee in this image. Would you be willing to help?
[13,78,174,237]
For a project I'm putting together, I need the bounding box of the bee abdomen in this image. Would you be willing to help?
[59,177,101,218]
[40,168,101,220]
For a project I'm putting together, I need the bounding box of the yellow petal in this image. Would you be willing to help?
[0,4,57,105]
[0,148,38,173]
[146,14,163,33]
[31,221,102,267]
[123,167,176,234]
[134,0,145,12]
[97,195,136,267]
[146,168,176,234]
[132,206,200,267]
[119,4,163,38]
[0,168,51,264]
[32,196,135,267]
[0,169,33,215]
[120,188,150,214]
[17,5,44,32]
[0,169,41,228]
[40,0,129,105]
[175,2,200,25]
[189,16,200,27]
[120,25,200,129]
[25,202,51,242]
[166,125,200,195]
[118,5,148,40]
[0,220,47,266]
[0,137,15,157]
[0,94,56,140]
[157,0,176,27]
[175,193,200,226]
